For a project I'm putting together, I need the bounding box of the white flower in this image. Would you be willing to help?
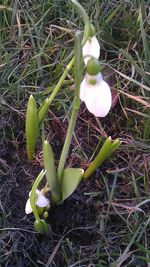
[25,189,49,214]
[82,36,100,65]
[80,73,112,117]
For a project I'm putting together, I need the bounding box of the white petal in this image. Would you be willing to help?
[36,195,49,208]
[36,189,41,196]
[80,77,87,101]
[80,73,103,102]
[84,80,112,117]
[25,198,32,214]
[82,36,100,65]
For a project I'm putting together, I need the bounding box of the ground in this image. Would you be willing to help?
[0,1,150,267]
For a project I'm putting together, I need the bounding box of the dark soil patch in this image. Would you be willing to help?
[0,106,109,267]
[1,99,149,267]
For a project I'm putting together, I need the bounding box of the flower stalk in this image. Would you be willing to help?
[30,170,46,220]
[37,0,90,126]
[57,31,82,183]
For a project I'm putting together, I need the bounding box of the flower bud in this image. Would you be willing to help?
[34,219,50,236]
[43,211,49,219]
[25,95,39,160]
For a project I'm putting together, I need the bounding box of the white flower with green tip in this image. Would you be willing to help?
[80,58,112,117]
[25,189,49,214]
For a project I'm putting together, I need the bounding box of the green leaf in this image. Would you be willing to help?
[37,98,50,126]
[61,168,84,201]
[83,137,121,179]
[43,140,61,203]
[25,95,39,160]
[109,138,121,154]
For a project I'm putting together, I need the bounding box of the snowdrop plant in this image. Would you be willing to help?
[25,0,121,236]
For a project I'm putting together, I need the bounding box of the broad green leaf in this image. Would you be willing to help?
[43,141,61,203]
[83,137,121,179]
[61,168,84,201]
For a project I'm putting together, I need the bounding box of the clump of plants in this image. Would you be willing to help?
[25,0,121,236]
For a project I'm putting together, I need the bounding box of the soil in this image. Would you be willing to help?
[1,98,149,267]
[0,103,110,267]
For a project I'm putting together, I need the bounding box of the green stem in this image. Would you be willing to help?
[37,0,90,124]
[47,57,74,106]
[30,170,46,220]
[74,31,82,108]
[57,31,82,183]
[57,106,79,183]
[46,0,91,107]
[71,0,90,46]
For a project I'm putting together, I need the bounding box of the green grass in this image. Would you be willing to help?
[0,0,150,266]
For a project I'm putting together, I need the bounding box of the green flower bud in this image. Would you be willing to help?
[25,95,39,160]
[44,203,50,211]
[43,211,48,219]
[87,58,102,76]
[34,219,50,236]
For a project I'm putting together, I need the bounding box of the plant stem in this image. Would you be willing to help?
[46,0,90,105]
[57,105,79,183]
[71,0,90,46]
[57,31,82,183]
[47,57,74,106]
[42,0,90,106]
[30,170,46,221]
[37,0,90,124]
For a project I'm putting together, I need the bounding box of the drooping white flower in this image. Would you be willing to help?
[25,189,49,214]
[82,36,100,65]
[80,73,112,117]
